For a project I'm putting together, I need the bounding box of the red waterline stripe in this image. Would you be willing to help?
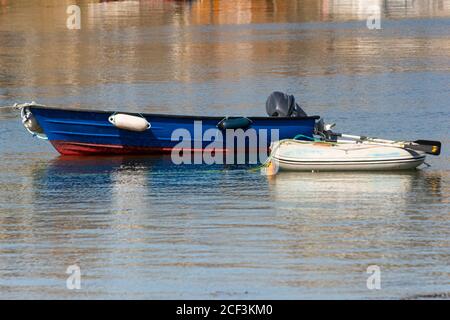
[50,141,265,156]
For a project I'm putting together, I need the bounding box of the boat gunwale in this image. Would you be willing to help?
[28,105,321,121]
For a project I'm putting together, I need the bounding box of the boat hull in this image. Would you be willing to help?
[29,106,319,156]
[272,140,426,171]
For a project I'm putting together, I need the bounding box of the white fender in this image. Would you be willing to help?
[108,113,151,132]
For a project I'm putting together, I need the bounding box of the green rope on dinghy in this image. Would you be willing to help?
[293,134,320,141]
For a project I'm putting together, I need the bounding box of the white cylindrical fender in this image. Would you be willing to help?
[108,113,151,132]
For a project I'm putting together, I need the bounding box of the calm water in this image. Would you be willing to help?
[0,0,450,299]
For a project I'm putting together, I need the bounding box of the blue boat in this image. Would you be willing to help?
[18,93,319,157]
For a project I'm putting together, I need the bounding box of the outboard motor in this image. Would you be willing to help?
[266,91,307,117]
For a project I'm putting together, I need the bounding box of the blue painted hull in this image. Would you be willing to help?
[29,106,319,156]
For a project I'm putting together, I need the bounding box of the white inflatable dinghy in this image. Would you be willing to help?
[270,140,427,172]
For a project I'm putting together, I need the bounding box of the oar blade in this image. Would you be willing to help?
[408,140,442,156]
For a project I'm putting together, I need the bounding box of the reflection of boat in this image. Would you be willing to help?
[18,96,319,156]
[269,170,420,204]
[29,155,171,210]
[271,140,426,171]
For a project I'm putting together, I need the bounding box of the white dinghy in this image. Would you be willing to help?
[265,122,441,173]
[270,140,427,172]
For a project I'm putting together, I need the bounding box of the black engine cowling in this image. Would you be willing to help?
[265,91,307,117]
